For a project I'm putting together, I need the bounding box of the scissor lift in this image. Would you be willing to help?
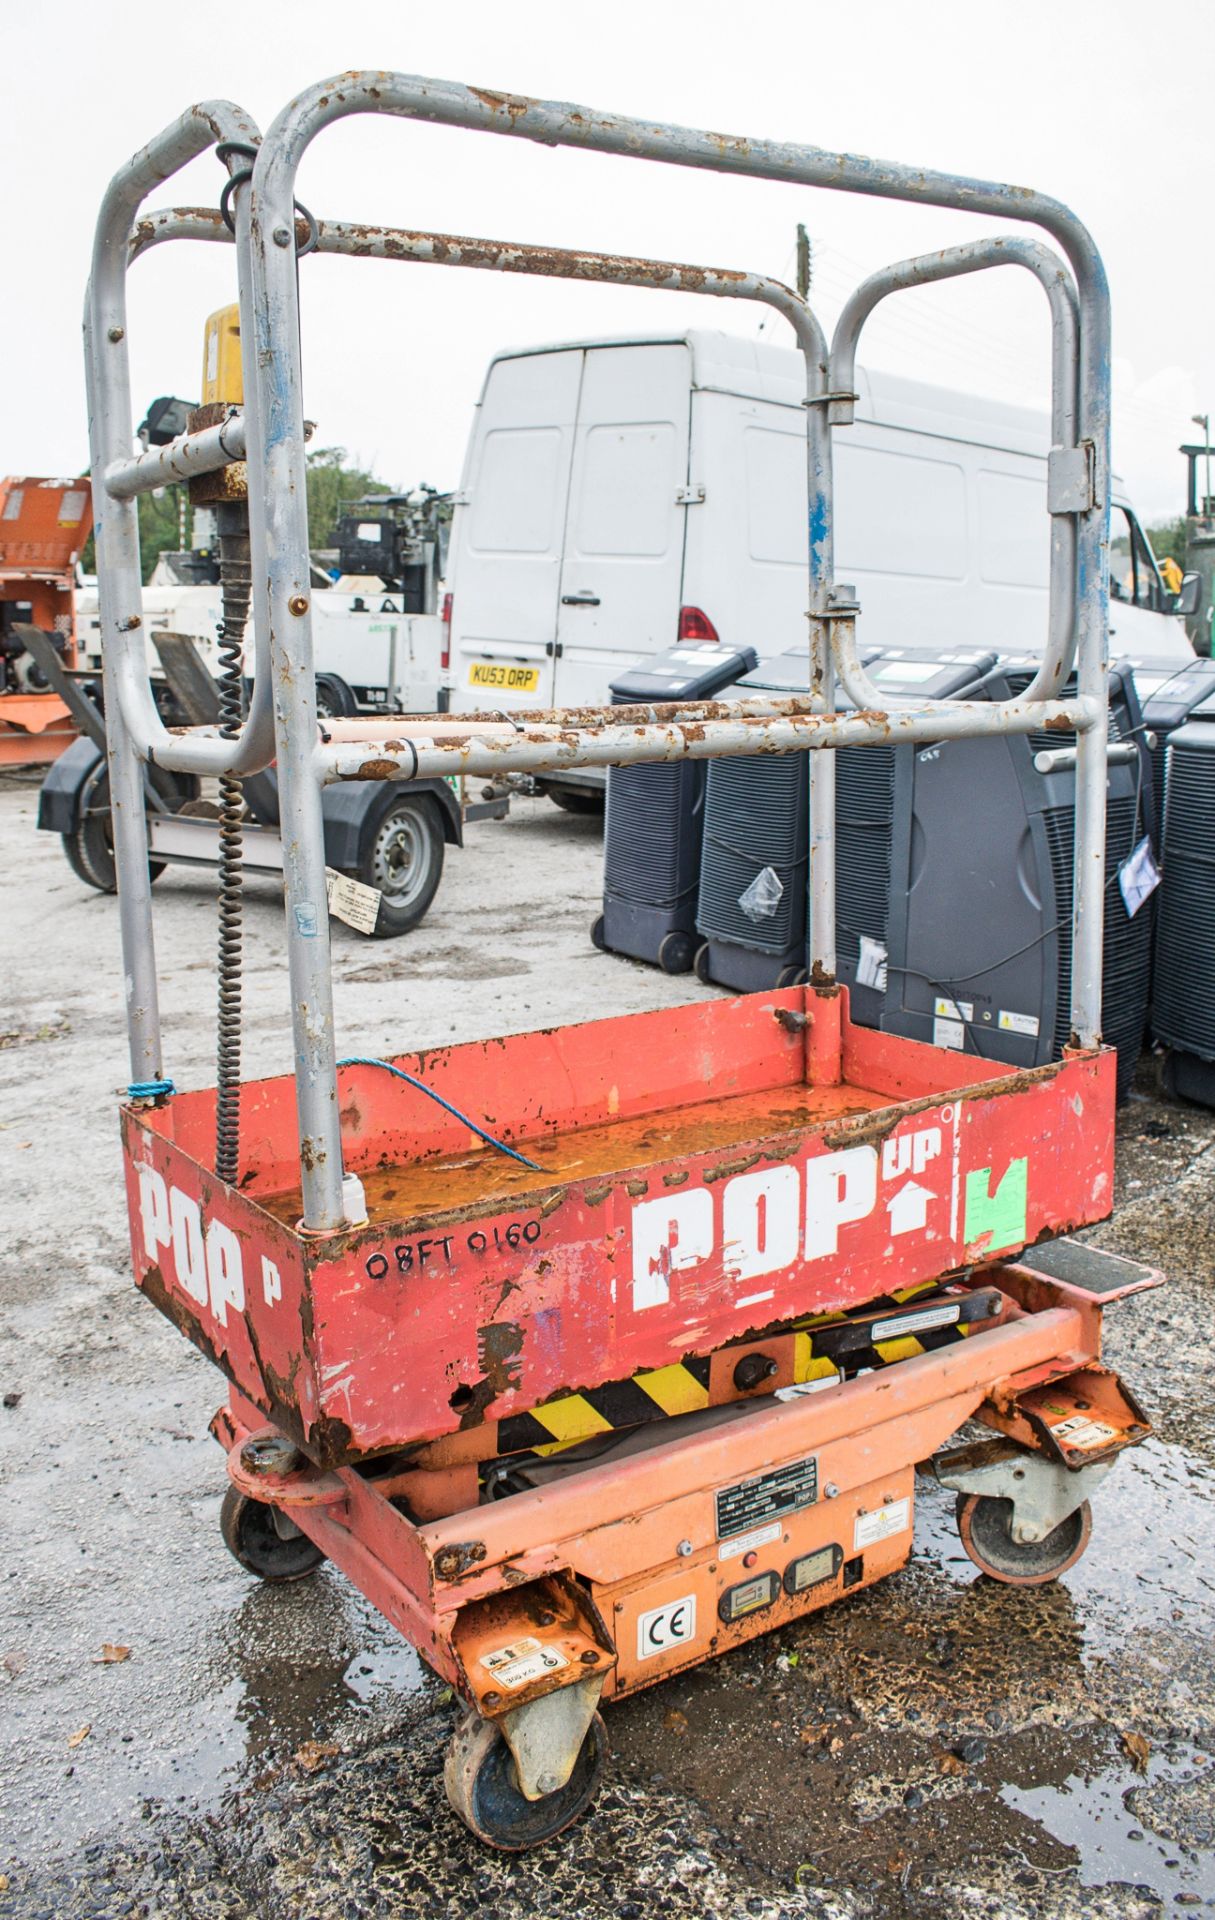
[89,76,1157,1847]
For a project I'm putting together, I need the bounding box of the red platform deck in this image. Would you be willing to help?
[122,989,1115,1466]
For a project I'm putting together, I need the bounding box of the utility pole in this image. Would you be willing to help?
[1195,413,1212,522]
[796,223,812,300]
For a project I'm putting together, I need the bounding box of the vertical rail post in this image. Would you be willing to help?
[246,167,346,1228]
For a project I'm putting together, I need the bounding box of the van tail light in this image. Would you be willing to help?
[678,605,719,643]
[440,592,452,670]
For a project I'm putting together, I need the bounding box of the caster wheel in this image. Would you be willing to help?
[955,1492,1091,1586]
[693,942,713,985]
[444,1707,607,1850]
[590,913,607,952]
[776,965,809,989]
[657,930,695,974]
[219,1485,326,1582]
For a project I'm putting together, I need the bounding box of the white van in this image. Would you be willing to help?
[447,329,1188,803]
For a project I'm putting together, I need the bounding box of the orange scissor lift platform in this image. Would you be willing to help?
[91,74,1157,1848]
[123,987,1151,1839]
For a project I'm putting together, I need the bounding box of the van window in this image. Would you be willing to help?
[976,469,1049,588]
[744,426,808,564]
[1110,506,1166,613]
[469,427,563,553]
[834,443,966,579]
[573,423,677,556]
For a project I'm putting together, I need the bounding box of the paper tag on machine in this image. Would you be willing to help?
[325,867,382,935]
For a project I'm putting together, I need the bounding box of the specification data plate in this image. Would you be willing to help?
[715,1455,818,1539]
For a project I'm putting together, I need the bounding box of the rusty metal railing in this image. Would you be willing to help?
[86,75,1112,1230]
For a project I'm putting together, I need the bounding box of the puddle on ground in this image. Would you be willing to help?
[1001,1748,1215,1902]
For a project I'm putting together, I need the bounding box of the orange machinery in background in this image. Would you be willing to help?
[0,475,93,767]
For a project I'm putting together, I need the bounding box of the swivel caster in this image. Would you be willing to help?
[219,1485,326,1582]
[955,1492,1092,1586]
[444,1706,607,1849]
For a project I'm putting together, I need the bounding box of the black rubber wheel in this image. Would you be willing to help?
[61,811,165,893]
[444,1707,607,1850]
[658,930,696,974]
[955,1492,1092,1586]
[544,785,605,816]
[590,913,607,952]
[314,673,358,719]
[358,795,445,937]
[219,1485,326,1582]
[693,941,713,985]
[776,965,809,989]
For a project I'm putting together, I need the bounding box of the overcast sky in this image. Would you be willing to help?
[3,0,1210,524]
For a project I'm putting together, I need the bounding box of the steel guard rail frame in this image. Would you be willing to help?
[87,72,1113,1230]
[120,211,1086,1005]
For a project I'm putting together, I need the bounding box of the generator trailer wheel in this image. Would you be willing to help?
[444,1706,607,1850]
[219,1486,326,1583]
[955,1492,1092,1586]
[359,795,445,937]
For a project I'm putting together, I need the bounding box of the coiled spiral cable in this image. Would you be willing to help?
[215,509,250,1184]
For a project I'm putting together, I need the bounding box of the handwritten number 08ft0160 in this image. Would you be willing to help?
[364,1218,541,1281]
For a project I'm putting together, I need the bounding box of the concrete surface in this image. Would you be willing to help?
[1,771,1213,1918]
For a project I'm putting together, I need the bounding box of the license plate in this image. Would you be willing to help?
[467,662,541,693]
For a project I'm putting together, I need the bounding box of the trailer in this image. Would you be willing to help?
[30,625,496,934]
[87,76,1155,1849]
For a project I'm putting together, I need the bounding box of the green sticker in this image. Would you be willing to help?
[964,1157,1028,1253]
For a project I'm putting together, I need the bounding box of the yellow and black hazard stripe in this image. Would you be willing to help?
[497,1354,713,1457]
[488,1278,986,1467]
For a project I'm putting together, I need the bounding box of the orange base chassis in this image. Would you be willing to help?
[213,1257,1148,1716]
[122,987,1143,1722]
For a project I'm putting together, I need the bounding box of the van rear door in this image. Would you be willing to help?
[450,348,583,711]
[552,343,691,706]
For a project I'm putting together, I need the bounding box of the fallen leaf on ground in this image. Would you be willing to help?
[886,1850,909,1876]
[293,1740,340,1773]
[2,1651,27,1679]
[67,1725,91,1749]
[938,1752,966,1776]
[663,1709,689,1734]
[1122,1730,1150,1773]
[93,1644,131,1665]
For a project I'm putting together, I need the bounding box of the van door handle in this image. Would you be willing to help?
[561,591,600,606]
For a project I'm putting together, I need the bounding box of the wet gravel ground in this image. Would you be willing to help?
[1,772,1213,1917]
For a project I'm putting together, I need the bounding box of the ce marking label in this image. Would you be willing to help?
[637,1594,697,1662]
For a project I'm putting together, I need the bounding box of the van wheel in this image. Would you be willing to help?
[544,785,605,817]
[359,795,445,937]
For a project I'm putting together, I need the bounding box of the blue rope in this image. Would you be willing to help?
[337,1057,544,1172]
[127,1078,176,1101]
